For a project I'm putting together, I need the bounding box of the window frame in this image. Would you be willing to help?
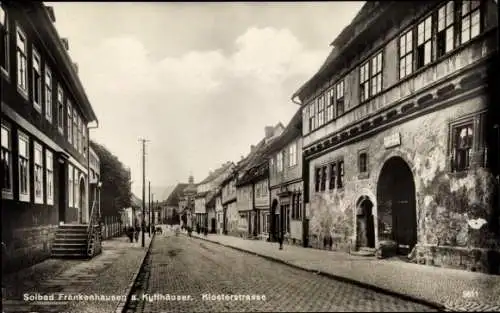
[288,142,297,167]
[44,66,53,122]
[57,86,64,133]
[436,1,456,59]
[1,121,13,198]
[335,79,345,117]
[46,149,54,205]
[33,141,44,204]
[448,114,483,173]
[326,87,334,122]
[337,159,345,189]
[460,0,481,45]
[399,29,414,79]
[277,150,284,172]
[16,23,28,98]
[308,101,316,132]
[415,14,433,70]
[358,150,368,174]
[320,165,327,192]
[32,47,42,112]
[74,168,80,210]
[1,3,10,77]
[359,52,383,102]
[329,162,336,190]
[317,96,325,127]
[18,130,30,202]
[67,101,73,144]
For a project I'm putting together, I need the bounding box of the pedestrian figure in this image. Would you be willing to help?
[204,226,208,237]
[126,226,134,242]
[278,235,283,250]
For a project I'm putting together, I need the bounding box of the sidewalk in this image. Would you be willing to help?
[2,233,153,313]
[189,232,500,312]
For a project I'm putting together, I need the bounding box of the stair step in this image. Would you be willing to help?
[360,247,377,252]
[53,243,87,247]
[351,249,376,257]
[51,253,89,258]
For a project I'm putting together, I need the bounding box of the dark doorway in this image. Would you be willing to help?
[58,161,66,223]
[270,199,278,242]
[79,178,85,223]
[222,206,227,234]
[356,196,375,248]
[211,218,216,233]
[377,156,417,255]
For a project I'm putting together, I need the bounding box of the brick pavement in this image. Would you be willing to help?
[2,233,152,313]
[189,233,500,312]
[131,233,436,312]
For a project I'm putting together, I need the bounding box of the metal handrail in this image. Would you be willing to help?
[86,199,98,256]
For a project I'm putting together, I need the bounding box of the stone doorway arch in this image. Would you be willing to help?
[356,196,375,249]
[376,156,417,255]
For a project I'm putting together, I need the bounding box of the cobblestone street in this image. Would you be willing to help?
[127,232,438,312]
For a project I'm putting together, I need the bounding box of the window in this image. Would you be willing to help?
[337,160,345,189]
[32,48,42,110]
[289,142,297,167]
[73,109,78,149]
[359,152,368,173]
[370,53,383,97]
[451,122,474,172]
[277,151,283,172]
[57,86,64,132]
[34,142,43,204]
[1,122,12,197]
[309,102,316,132]
[281,204,290,234]
[460,1,481,44]
[335,80,345,117]
[315,167,321,192]
[45,67,52,121]
[18,131,30,202]
[67,102,73,144]
[74,169,79,209]
[399,30,413,78]
[291,193,302,220]
[68,164,74,207]
[320,165,327,191]
[326,87,334,122]
[78,116,83,153]
[263,213,269,233]
[437,1,455,58]
[416,15,433,69]
[1,3,9,76]
[46,150,53,205]
[82,123,87,156]
[360,61,370,102]
[317,97,325,127]
[16,25,28,95]
[329,162,336,190]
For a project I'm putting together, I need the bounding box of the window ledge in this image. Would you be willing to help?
[17,87,29,101]
[2,190,14,200]
[47,199,54,206]
[34,102,42,113]
[358,172,370,180]
[1,68,10,81]
[19,194,30,202]
[34,197,44,204]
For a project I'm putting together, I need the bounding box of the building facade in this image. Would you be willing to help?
[266,109,304,245]
[1,2,98,271]
[293,1,499,273]
[214,191,223,234]
[179,175,197,229]
[221,171,238,236]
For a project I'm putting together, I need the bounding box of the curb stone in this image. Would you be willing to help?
[115,234,155,313]
[189,234,446,312]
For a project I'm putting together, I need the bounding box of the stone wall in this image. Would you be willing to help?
[306,94,499,272]
[2,225,58,273]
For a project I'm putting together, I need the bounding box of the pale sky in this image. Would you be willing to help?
[47,1,365,199]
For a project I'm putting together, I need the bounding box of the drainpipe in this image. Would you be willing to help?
[87,121,99,223]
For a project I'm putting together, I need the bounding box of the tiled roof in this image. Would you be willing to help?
[263,108,302,155]
[236,136,278,187]
[199,162,233,185]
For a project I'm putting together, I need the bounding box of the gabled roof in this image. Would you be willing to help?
[263,108,302,156]
[237,136,279,187]
[199,162,233,185]
[183,183,198,194]
[164,183,188,207]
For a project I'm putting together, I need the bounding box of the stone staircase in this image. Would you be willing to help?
[51,224,102,258]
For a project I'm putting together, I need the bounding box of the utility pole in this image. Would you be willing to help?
[148,181,151,237]
[139,138,149,248]
[151,193,154,236]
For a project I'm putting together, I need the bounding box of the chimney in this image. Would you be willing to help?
[240,155,245,160]
[265,126,274,139]
[250,145,256,152]
[72,62,78,74]
[188,175,194,184]
[61,38,69,51]
[45,6,56,23]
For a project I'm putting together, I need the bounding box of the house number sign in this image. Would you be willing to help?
[383,133,401,149]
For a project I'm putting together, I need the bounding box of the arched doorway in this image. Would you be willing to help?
[376,156,417,255]
[270,199,278,242]
[79,177,86,223]
[356,196,375,249]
